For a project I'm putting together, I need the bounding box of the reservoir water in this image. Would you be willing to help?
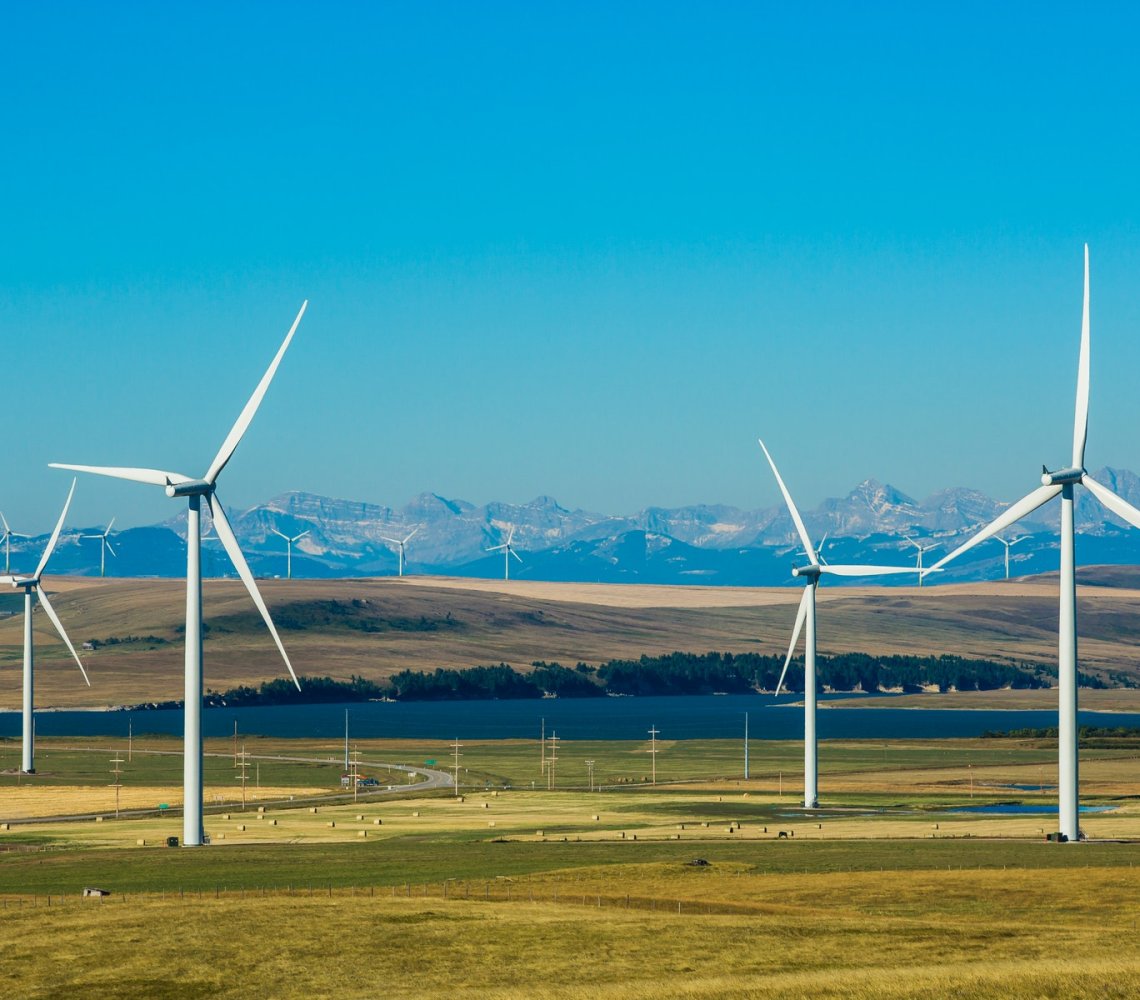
[6,694,1140,741]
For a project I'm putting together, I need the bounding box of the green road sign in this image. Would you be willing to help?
[424,759,437,766]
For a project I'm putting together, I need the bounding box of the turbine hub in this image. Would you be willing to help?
[792,564,821,581]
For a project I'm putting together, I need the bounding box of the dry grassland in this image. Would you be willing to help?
[5,575,1140,708]
[1,865,1137,999]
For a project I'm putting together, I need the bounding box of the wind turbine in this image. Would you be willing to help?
[993,534,1027,580]
[381,526,419,577]
[51,301,308,846]
[1,480,90,773]
[271,528,310,580]
[902,537,938,587]
[759,440,921,808]
[81,518,117,577]
[0,513,30,574]
[924,246,1140,842]
[487,525,522,580]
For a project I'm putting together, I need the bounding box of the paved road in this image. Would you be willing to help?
[1,749,454,827]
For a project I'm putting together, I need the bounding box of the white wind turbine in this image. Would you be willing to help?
[760,440,921,808]
[51,301,308,846]
[81,517,117,577]
[993,534,1027,580]
[271,528,310,580]
[902,537,938,587]
[487,525,522,580]
[0,512,31,574]
[381,526,419,577]
[924,246,1140,842]
[0,480,90,773]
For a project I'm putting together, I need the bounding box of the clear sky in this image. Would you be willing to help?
[4,3,1140,531]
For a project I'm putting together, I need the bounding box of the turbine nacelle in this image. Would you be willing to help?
[791,564,821,580]
[166,479,214,498]
[1041,466,1084,487]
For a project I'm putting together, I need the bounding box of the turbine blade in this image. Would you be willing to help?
[511,549,523,563]
[1073,244,1091,469]
[506,526,515,545]
[49,463,192,488]
[758,439,817,564]
[403,526,420,544]
[0,512,9,533]
[295,529,311,542]
[1083,474,1140,532]
[35,479,76,580]
[204,301,308,485]
[105,517,116,535]
[36,586,90,686]
[927,484,1062,573]
[208,494,300,690]
[776,586,811,696]
[106,540,117,557]
[271,529,289,540]
[486,544,506,553]
[820,564,926,577]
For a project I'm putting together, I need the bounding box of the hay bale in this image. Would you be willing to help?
[373,818,382,826]
[488,820,496,827]
[136,839,146,846]
[222,813,230,820]
[356,814,364,821]
[536,830,544,837]
[95,816,104,823]
[592,814,600,821]
[412,811,420,817]
[358,830,367,838]
[309,807,319,814]
[327,821,336,828]
[236,824,245,831]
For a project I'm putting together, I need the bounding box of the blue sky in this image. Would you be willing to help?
[4,3,1140,530]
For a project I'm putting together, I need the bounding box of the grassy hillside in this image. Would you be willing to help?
[4,575,1140,708]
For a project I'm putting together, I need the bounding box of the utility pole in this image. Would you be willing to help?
[585,759,595,792]
[547,732,559,790]
[128,718,133,763]
[351,745,361,803]
[237,743,250,809]
[344,710,350,771]
[648,725,659,785]
[110,752,124,819]
[232,719,238,766]
[540,717,545,776]
[451,737,463,797]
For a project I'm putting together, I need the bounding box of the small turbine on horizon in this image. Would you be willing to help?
[760,440,921,808]
[487,525,522,581]
[0,513,30,574]
[902,536,938,587]
[81,517,117,577]
[924,246,1140,843]
[52,301,308,847]
[993,534,1027,580]
[381,526,420,578]
[1,479,90,773]
[271,528,310,580]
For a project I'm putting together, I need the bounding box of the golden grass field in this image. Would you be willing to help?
[5,574,1140,707]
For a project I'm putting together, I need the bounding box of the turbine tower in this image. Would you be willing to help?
[51,301,308,846]
[2,480,90,773]
[271,528,310,580]
[487,525,522,580]
[993,534,1026,580]
[381,526,420,577]
[902,537,938,587]
[0,513,30,574]
[81,518,117,577]
[759,440,920,808]
[925,246,1140,842]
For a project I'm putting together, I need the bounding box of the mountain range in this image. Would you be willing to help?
[19,466,1140,586]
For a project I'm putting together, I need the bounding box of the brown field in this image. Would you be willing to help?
[4,574,1140,708]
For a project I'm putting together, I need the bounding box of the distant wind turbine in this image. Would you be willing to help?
[1,480,90,773]
[760,440,921,808]
[381,526,420,577]
[902,537,938,587]
[487,525,522,580]
[271,528,310,580]
[0,512,30,574]
[993,534,1026,580]
[81,518,117,577]
[925,246,1140,842]
[51,301,308,847]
